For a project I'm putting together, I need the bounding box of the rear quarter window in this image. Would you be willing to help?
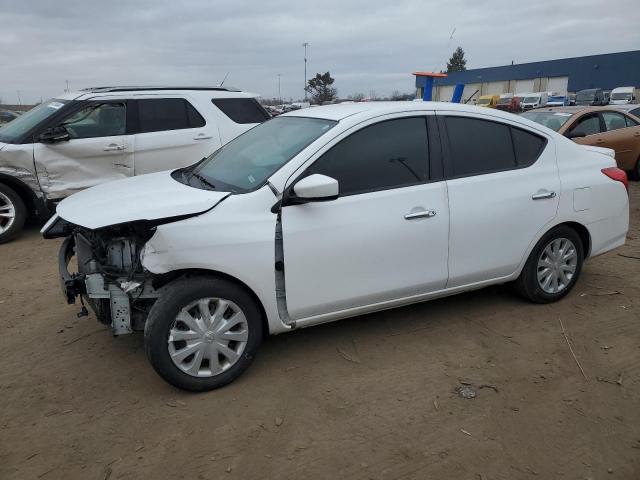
[212,98,270,124]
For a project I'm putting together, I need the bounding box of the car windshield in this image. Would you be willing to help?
[521,111,573,131]
[497,98,511,105]
[611,92,631,100]
[548,96,565,103]
[523,96,539,103]
[0,99,69,143]
[477,98,490,105]
[576,92,595,101]
[190,116,336,193]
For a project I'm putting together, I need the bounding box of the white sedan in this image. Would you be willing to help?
[43,101,630,391]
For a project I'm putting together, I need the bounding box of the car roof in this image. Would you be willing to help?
[281,100,534,122]
[54,86,257,101]
[527,105,630,115]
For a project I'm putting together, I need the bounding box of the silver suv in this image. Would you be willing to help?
[0,86,269,243]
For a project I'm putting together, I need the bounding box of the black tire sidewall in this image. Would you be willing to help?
[519,226,584,303]
[144,276,263,392]
[0,183,27,244]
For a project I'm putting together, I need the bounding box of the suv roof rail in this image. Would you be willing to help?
[80,86,242,93]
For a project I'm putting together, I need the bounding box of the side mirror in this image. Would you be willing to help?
[288,174,339,204]
[565,130,586,139]
[39,125,70,143]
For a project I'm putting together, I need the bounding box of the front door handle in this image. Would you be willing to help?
[532,190,556,200]
[404,209,436,220]
[104,144,125,151]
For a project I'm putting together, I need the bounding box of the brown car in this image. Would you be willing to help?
[521,106,640,178]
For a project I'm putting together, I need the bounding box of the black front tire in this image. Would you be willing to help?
[515,225,584,303]
[144,276,263,392]
[0,183,27,244]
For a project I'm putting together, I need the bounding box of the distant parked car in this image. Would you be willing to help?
[521,92,548,110]
[0,86,270,243]
[568,93,577,106]
[44,101,629,391]
[0,110,19,125]
[547,95,570,107]
[477,95,500,108]
[610,86,636,105]
[496,94,521,113]
[609,103,640,119]
[575,88,607,106]
[522,106,640,178]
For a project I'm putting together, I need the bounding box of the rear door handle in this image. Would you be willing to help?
[104,144,125,151]
[532,190,556,200]
[404,209,436,220]
[193,134,213,140]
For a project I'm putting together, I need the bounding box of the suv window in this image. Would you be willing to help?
[62,103,126,139]
[212,98,270,124]
[306,117,429,196]
[601,112,628,131]
[570,114,601,136]
[137,98,205,133]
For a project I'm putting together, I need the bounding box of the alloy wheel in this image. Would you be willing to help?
[0,191,16,235]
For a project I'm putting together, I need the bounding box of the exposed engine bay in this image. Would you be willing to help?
[52,218,161,335]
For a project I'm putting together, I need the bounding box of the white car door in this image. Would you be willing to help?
[437,113,560,287]
[32,100,133,200]
[281,114,449,320]
[132,96,221,175]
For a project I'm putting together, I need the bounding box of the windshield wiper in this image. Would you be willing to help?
[190,172,217,190]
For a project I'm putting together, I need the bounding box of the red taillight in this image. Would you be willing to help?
[601,167,628,192]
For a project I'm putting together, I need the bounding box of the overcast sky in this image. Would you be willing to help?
[1,0,638,104]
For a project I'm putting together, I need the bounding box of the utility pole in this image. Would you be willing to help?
[65,80,70,92]
[277,73,282,104]
[16,90,22,106]
[302,42,309,101]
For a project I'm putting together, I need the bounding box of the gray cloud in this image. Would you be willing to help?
[1,0,638,103]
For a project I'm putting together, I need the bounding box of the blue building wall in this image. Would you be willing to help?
[416,50,640,92]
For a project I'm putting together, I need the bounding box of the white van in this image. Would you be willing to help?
[610,86,637,105]
[521,92,548,110]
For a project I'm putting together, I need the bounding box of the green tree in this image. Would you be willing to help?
[446,46,467,73]
[306,72,337,104]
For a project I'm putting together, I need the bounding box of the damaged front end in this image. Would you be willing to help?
[48,215,160,335]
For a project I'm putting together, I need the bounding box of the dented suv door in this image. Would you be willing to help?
[32,101,134,200]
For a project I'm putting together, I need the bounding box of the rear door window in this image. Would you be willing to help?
[212,98,270,124]
[601,112,629,132]
[444,117,516,177]
[137,98,205,133]
[511,127,546,167]
[569,114,601,136]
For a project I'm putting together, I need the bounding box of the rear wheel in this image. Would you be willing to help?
[144,276,263,391]
[515,226,584,303]
[0,183,26,244]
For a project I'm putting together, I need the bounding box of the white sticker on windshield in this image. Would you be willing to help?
[554,113,572,117]
[47,102,64,110]
[248,175,256,184]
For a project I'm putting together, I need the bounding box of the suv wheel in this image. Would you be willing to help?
[515,226,584,303]
[0,183,27,244]
[144,276,263,391]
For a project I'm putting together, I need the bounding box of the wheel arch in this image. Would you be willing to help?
[0,173,40,219]
[150,268,270,337]
[559,221,591,258]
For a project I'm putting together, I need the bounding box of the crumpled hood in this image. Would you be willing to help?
[57,170,230,229]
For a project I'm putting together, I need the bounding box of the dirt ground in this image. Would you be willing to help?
[1,185,639,480]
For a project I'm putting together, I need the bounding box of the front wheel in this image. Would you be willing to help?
[144,276,263,391]
[0,183,27,244]
[515,226,584,303]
